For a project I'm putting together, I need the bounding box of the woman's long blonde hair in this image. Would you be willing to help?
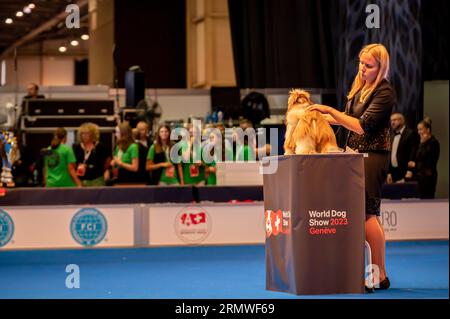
[347,43,390,103]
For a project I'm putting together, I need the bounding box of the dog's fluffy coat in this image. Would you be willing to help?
[284,89,339,155]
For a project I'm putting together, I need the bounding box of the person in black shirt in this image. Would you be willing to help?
[135,121,153,184]
[73,123,110,186]
[10,132,34,187]
[23,83,46,100]
[307,44,394,291]
[408,117,440,199]
[18,83,46,129]
[387,113,419,183]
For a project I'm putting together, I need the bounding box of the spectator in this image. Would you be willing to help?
[23,83,46,101]
[111,123,139,184]
[408,117,440,199]
[386,112,419,183]
[180,124,205,185]
[73,123,110,187]
[44,128,81,187]
[10,131,33,187]
[19,83,46,129]
[202,127,222,185]
[146,124,182,185]
[135,121,153,184]
[227,119,256,161]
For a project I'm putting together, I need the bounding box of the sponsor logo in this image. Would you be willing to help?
[380,210,398,232]
[70,208,107,247]
[175,206,212,244]
[265,210,290,238]
[0,209,14,247]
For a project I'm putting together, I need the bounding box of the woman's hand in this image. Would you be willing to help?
[115,157,123,167]
[408,161,416,168]
[306,104,333,114]
[111,157,120,167]
[306,104,342,126]
[386,174,393,184]
[206,166,216,174]
[160,162,173,168]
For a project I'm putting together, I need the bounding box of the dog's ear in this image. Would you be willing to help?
[287,89,298,111]
[288,89,312,110]
[297,90,312,105]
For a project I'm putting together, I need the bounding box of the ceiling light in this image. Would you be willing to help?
[81,34,89,40]
[70,40,79,46]
[23,7,31,14]
[58,46,67,53]
[16,11,24,17]
[28,3,36,9]
[5,18,13,24]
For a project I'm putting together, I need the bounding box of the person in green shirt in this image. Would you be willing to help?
[45,127,81,187]
[202,128,220,185]
[180,125,205,185]
[234,143,256,162]
[146,124,183,185]
[227,119,272,162]
[111,123,139,184]
[204,159,216,185]
[226,127,256,162]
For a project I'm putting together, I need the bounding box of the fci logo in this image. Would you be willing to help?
[70,208,108,247]
[0,209,14,248]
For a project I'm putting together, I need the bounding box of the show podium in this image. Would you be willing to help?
[262,153,366,295]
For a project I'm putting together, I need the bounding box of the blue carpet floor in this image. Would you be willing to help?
[0,241,448,299]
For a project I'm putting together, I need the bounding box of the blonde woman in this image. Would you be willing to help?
[307,44,395,291]
[73,122,110,186]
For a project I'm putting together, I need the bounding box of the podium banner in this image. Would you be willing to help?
[263,154,366,295]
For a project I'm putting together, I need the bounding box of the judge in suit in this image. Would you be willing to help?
[386,112,419,183]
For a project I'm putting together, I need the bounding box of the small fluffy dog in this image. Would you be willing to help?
[284,89,339,155]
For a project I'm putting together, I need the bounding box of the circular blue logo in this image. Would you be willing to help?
[0,209,14,247]
[70,208,107,247]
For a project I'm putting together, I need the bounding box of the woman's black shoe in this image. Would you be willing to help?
[375,277,390,290]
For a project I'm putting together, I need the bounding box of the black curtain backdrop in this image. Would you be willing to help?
[114,0,186,88]
[332,0,422,130]
[228,0,448,129]
[421,0,449,81]
[228,0,336,89]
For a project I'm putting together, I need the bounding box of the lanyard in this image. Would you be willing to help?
[81,143,95,163]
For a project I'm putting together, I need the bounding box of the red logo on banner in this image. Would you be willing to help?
[175,207,212,243]
[265,209,291,238]
[181,212,206,226]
